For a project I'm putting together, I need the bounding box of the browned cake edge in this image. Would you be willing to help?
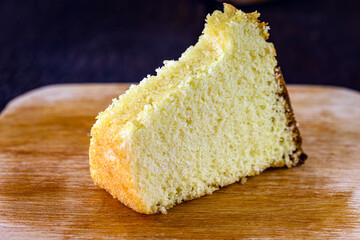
[275,67,307,166]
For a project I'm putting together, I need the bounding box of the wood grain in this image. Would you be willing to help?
[0,84,359,239]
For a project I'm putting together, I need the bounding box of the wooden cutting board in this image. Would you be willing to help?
[0,84,359,239]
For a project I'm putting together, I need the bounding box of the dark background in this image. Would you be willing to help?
[1,0,359,111]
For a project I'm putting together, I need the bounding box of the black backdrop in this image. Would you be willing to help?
[1,0,359,111]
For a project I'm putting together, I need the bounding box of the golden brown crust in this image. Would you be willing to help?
[223,3,238,17]
[275,67,307,166]
[89,122,150,214]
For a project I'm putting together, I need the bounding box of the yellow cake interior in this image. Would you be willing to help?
[90,4,304,214]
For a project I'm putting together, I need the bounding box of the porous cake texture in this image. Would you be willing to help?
[89,3,306,214]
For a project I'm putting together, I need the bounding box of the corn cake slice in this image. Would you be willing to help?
[89,3,307,214]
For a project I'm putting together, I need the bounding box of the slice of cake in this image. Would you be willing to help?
[89,3,306,214]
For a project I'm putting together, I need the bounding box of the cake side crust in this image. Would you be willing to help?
[275,67,307,166]
[89,123,150,214]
